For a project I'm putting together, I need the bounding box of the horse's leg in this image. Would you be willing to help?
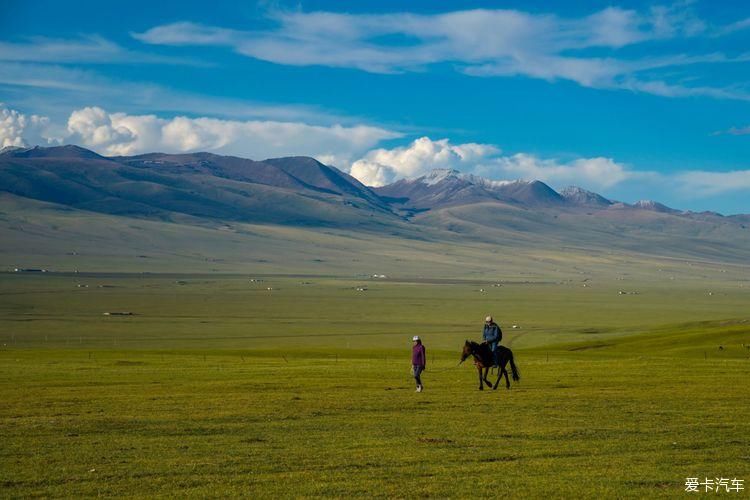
[483,367,492,388]
[477,365,484,390]
[493,364,502,390]
[502,360,511,389]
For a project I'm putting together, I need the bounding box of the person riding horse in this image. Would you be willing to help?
[482,315,502,367]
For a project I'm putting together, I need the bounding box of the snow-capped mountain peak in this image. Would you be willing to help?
[560,186,613,207]
[374,169,563,208]
[420,168,461,185]
[633,199,679,213]
[417,168,517,189]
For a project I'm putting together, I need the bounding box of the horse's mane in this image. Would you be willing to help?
[465,340,492,363]
[467,340,481,348]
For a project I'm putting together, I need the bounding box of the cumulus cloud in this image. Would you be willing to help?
[482,154,633,190]
[132,4,749,101]
[348,136,631,191]
[1,103,400,164]
[350,137,499,186]
[0,105,27,148]
[349,161,396,188]
[4,103,750,204]
[0,103,60,148]
[63,106,401,162]
[347,136,750,206]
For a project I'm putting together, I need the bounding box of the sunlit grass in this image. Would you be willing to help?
[1,274,748,497]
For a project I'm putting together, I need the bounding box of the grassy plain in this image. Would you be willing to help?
[1,272,749,498]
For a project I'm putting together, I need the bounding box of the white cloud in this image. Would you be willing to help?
[132,4,748,101]
[711,125,750,136]
[349,160,396,187]
[676,170,750,196]
[483,154,632,190]
[719,17,750,36]
[5,103,750,205]
[0,61,371,128]
[350,137,500,185]
[0,35,200,66]
[0,105,27,148]
[0,103,60,148]
[0,63,102,93]
[134,8,652,73]
[622,78,750,100]
[2,103,400,162]
[348,136,630,191]
[348,136,750,207]
[64,106,400,162]
[132,22,237,46]
[648,1,706,38]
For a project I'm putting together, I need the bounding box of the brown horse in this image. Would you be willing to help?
[460,340,520,390]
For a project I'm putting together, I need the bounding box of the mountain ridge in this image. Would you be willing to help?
[2,145,750,273]
[2,145,746,218]
[1,145,396,227]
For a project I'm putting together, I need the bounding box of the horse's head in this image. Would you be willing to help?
[459,340,474,364]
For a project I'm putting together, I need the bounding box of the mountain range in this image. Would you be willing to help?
[2,145,737,219]
[0,145,393,227]
[1,145,749,276]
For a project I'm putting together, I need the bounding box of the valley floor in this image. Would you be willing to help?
[1,274,749,498]
[2,350,748,498]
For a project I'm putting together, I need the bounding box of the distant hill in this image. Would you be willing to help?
[559,186,613,207]
[2,146,750,274]
[375,169,565,209]
[3,144,105,160]
[1,146,395,227]
[632,199,680,214]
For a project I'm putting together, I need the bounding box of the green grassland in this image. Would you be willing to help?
[1,273,749,498]
[5,193,750,283]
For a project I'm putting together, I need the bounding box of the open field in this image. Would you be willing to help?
[4,193,750,282]
[1,273,749,497]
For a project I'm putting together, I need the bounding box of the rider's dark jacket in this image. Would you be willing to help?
[483,322,502,345]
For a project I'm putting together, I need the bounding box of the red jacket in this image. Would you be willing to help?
[412,343,426,367]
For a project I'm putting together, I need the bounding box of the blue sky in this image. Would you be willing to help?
[2,0,750,213]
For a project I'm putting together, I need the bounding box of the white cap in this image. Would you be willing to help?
[412,335,420,341]
[485,316,493,322]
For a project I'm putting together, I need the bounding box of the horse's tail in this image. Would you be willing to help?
[509,350,520,382]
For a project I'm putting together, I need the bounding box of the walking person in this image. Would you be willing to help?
[411,335,426,392]
[483,315,503,367]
